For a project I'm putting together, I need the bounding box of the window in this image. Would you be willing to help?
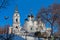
[16,19,18,22]
[31,28,32,30]
[40,26,43,29]
[36,28,38,30]
[16,26,18,29]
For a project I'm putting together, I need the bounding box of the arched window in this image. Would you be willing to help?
[16,26,18,29]
[16,19,18,22]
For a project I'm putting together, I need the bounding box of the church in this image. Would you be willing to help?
[9,6,51,40]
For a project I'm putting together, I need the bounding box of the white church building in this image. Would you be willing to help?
[9,6,51,40]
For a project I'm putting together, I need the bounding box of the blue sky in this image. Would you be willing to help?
[0,0,60,27]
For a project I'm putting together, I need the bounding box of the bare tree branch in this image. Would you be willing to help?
[36,4,60,36]
[0,0,8,9]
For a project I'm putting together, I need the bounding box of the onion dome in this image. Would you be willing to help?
[28,14,34,18]
[25,18,28,21]
[28,15,30,17]
[31,14,34,18]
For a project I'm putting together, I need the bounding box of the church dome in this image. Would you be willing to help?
[28,14,34,18]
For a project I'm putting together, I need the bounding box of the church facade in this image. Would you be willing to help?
[9,6,51,40]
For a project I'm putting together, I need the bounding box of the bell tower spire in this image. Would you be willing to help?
[15,5,18,13]
[12,5,21,35]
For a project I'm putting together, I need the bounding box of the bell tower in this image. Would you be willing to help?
[12,6,21,34]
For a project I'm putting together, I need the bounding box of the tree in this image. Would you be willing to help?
[0,0,8,9]
[37,4,60,36]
